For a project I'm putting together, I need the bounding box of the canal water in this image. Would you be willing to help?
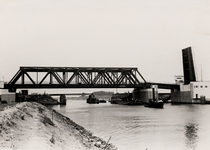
[51,100,210,150]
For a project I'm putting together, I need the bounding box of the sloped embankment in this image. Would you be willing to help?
[0,102,117,150]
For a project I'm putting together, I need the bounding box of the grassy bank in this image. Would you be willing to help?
[0,102,117,150]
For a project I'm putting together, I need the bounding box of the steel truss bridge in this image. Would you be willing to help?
[4,66,179,91]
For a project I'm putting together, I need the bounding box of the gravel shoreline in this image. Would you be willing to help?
[0,102,117,150]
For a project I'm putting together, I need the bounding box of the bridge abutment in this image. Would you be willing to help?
[0,89,16,104]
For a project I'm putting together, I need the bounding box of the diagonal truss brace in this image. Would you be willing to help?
[7,67,147,87]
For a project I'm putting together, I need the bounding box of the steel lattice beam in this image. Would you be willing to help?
[4,66,179,91]
[5,67,147,89]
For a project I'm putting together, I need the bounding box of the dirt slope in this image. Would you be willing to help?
[0,102,117,150]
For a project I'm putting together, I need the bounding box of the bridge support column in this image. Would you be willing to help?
[59,94,66,105]
[21,90,28,95]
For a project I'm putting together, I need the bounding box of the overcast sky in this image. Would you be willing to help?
[1,0,210,85]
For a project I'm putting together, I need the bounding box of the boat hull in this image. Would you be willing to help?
[123,101,143,105]
[144,100,164,108]
[99,100,106,103]
[87,98,99,104]
[110,99,143,105]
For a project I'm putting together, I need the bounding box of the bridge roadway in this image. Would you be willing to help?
[3,66,180,91]
[49,92,172,97]
[49,93,91,96]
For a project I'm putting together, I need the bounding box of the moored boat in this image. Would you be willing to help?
[110,98,126,104]
[124,100,143,105]
[110,92,143,105]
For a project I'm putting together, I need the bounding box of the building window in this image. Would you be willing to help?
[205,86,208,88]
[200,86,203,88]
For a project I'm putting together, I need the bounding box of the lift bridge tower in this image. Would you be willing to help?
[171,47,205,104]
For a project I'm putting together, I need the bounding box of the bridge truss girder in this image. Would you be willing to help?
[5,67,147,90]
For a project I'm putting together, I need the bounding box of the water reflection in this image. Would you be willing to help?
[185,123,199,150]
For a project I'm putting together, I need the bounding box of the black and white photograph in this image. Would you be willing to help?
[0,0,210,150]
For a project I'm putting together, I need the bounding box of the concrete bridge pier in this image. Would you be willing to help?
[59,94,66,105]
[133,88,141,101]
[133,85,159,103]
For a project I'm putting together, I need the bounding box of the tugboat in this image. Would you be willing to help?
[144,85,164,108]
[87,93,99,104]
[144,99,164,108]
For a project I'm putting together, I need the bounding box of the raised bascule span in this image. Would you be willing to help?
[3,66,179,92]
[182,47,196,84]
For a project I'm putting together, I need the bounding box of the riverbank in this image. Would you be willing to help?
[0,102,117,150]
